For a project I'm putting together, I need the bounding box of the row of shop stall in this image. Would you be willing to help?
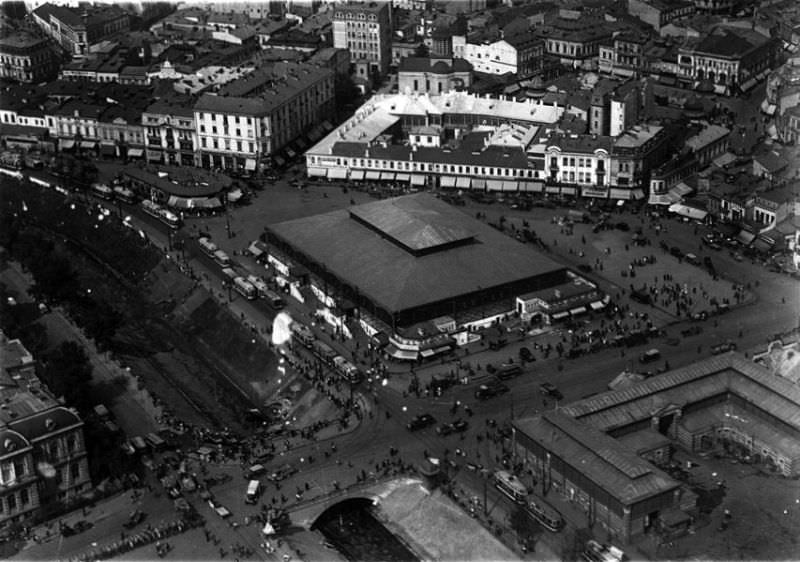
[305,168,648,200]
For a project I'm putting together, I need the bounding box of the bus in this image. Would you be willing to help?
[142,200,180,229]
[213,249,231,267]
[525,499,565,532]
[338,360,361,384]
[246,275,270,297]
[263,289,285,310]
[493,470,528,504]
[91,183,113,200]
[198,236,218,258]
[233,276,257,300]
[221,268,238,282]
[112,185,136,204]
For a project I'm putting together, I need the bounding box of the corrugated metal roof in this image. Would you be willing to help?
[515,412,679,505]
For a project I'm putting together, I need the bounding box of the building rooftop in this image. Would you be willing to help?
[547,133,615,153]
[614,124,664,150]
[685,124,729,151]
[515,410,680,505]
[518,274,598,303]
[216,61,331,99]
[399,57,473,74]
[0,32,48,50]
[310,92,563,159]
[689,26,771,58]
[122,164,231,197]
[267,193,564,315]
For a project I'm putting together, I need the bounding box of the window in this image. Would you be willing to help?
[7,494,15,511]
[20,488,28,506]
[70,462,80,481]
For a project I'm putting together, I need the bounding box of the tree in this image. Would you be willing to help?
[39,341,93,412]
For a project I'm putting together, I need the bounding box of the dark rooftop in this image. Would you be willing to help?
[268,193,564,314]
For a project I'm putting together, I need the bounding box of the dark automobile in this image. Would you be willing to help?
[711,341,737,355]
[681,325,703,337]
[519,346,533,362]
[475,380,509,400]
[577,264,592,273]
[670,246,684,258]
[615,222,630,231]
[539,382,563,401]
[407,413,437,431]
[437,419,469,435]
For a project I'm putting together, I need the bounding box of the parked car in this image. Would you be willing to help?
[437,419,468,435]
[711,341,737,355]
[407,413,436,431]
[539,382,563,401]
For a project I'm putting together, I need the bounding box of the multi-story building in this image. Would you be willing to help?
[589,78,643,137]
[752,183,800,228]
[0,32,57,83]
[305,91,563,189]
[598,32,649,78]
[0,332,91,533]
[677,26,777,93]
[332,1,392,84]
[194,61,334,171]
[32,3,129,58]
[398,57,472,94]
[685,123,729,166]
[464,32,543,77]
[627,0,695,32]
[142,95,197,166]
[544,134,615,198]
[610,123,672,195]
[534,16,616,70]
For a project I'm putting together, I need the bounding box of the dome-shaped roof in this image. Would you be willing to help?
[8,406,81,441]
[0,429,30,456]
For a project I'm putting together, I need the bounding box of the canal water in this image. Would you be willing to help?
[313,498,419,562]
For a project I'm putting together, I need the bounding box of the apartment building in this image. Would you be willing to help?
[0,333,91,534]
[32,2,129,58]
[143,96,198,166]
[534,16,616,70]
[464,32,543,77]
[598,32,649,78]
[0,32,57,83]
[544,134,615,197]
[627,0,695,31]
[194,61,334,171]
[677,26,777,93]
[332,1,392,83]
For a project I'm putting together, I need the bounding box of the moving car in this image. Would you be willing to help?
[437,419,468,435]
[407,413,436,431]
[639,348,661,364]
[539,382,563,401]
[475,380,510,400]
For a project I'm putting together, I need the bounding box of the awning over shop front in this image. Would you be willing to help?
[396,173,410,182]
[167,196,223,210]
[582,187,608,198]
[502,180,518,191]
[752,236,773,252]
[737,230,756,245]
[545,185,560,194]
[273,156,286,167]
[307,167,328,177]
[350,170,365,180]
[648,192,680,206]
[472,178,486,190]
[609,188,631,200]
[760,100,776,115]
[308,126,323,142]
[671,182,693,197]
[329,168,348,180]
[386,345,418,361]
[486,179,503,191]
[561,186,577,196]
[551,311,569,320]
[410,174,426,186]
[380,171,395,181]
[520,181,543,192]
[570,306,587,316]
[440,176,456,188]
[630,189,645,200]
[713,152,736,168]
[668,203,708,221]
[127,148,144,158]
[100,143,116,156]
[589,300,605,310]
[295,138,307,150]
[59,139,75,150]
[366,171,381,180]
[245,159,256,171]
[80,140,97,149]
[321,120,334,132]
[227,188,243,203]
[456,177,471,189]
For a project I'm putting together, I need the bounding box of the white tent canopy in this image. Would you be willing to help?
[668,203,707,221]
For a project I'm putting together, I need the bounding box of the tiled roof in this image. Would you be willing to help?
[8,406,81,442]
[399,57,473,74]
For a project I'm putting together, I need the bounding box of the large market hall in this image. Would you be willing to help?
[265,193,568,334]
